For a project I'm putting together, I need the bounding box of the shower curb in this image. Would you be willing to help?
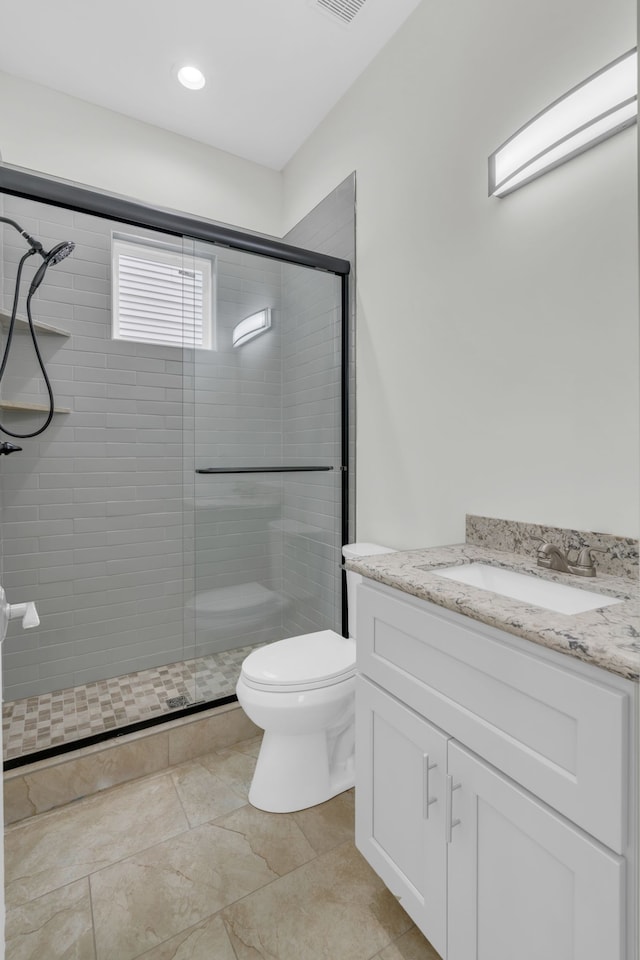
[3,701,259,825]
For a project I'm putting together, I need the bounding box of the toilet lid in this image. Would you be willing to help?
[241,630,355,689]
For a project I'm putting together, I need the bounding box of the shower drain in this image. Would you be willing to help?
[166,695,191,709]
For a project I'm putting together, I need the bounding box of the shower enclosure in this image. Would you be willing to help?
[0,166,350,766]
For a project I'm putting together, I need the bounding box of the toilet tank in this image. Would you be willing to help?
[342,543,395,639]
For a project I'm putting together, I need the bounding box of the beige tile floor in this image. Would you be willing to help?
[4,735,442,960]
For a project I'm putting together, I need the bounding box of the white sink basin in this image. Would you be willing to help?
[431,563,622,615]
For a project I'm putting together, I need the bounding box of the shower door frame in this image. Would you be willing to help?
[0,161,352,764]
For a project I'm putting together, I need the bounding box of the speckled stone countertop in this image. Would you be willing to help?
[347,543,640,682]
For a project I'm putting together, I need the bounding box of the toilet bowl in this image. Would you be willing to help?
[236,542,394,813]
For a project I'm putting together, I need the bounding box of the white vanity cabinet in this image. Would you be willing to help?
[355,580,637,960]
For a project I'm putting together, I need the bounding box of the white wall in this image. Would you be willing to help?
[1,0,638,552]
[283,0,639,546]
[0,71,282,237]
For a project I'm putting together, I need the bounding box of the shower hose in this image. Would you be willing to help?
[0,247,56,439]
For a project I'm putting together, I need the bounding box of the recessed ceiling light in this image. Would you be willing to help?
[177,65,206,90]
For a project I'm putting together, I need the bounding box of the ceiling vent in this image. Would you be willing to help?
[315,0,368,25]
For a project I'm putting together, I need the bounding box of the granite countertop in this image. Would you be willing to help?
[347,543,640,682]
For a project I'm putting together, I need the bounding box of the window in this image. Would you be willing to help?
[112,236,214,349]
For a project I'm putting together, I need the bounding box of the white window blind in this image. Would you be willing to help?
[112,238,214,349]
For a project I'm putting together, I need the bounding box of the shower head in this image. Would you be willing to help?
[28,241,76,296]
[46,240,75,265]
[0,218,75,268]
[1,216,75,296]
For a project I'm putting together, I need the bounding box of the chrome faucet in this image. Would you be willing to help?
[532,538,606,578]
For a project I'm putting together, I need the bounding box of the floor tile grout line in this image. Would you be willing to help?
[112,831,345,960]
[85,810,333,960]
[215,834,353,920]
[7,747,401,960]
[4,783,195,913]
[167,758,209,830]
[5,780,414,960]
[5,765,181,835]
[119,905,244,960]
[90,809,352,955]
[6,748,266,918]
[87,873,99,960]
[212,836,409,960]
[6,735,263,837]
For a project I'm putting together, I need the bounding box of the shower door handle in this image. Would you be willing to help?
[196,466,335,474]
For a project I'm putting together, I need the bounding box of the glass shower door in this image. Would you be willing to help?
[188,244,343,703]
[0,201,206,757]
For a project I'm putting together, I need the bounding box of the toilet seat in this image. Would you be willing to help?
[240,629,355,693]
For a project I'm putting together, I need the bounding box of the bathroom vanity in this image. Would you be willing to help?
[350,533,638,960]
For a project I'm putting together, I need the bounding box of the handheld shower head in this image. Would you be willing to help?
[28,241,76,296]
[0,221,75,439]
[0,218,75,268]
[47,240,75,265]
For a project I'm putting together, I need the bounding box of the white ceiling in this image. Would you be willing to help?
[0,0,422,170]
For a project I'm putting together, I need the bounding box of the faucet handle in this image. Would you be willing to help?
[571,545,606,577]
[575,545,606,565]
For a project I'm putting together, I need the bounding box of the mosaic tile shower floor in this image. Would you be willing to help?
[2,643,261,762]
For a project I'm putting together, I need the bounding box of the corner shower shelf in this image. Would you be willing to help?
[0,400,70,414]
[0,310,70,338]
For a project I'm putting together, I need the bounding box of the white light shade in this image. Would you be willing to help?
[177,65,206,90]
[489,48,637,197]
[232,309,272,347]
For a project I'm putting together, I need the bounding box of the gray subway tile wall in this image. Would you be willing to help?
[0,189,351,709]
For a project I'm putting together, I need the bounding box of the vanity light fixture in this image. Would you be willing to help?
[177,65,206,90]
[489,47,637,197]
[232,308,272,348]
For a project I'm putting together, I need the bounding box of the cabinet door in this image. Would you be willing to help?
[447,742,625,960]
[356,676,449,958]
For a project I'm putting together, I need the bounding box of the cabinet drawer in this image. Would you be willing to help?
[357,581,629,853]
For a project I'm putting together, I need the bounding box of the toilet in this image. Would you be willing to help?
[236,542,395,813]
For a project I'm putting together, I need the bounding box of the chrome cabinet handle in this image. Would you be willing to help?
[422,754,438,819]
[445,774,461,842]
